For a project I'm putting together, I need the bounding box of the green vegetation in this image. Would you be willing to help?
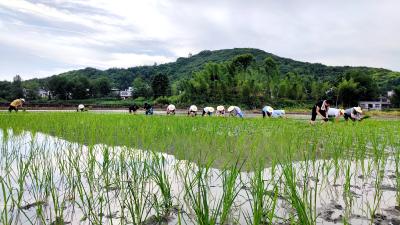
[0,113,399,224]
[1,48,400,109]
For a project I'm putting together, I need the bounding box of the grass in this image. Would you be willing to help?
[0,112,399,224]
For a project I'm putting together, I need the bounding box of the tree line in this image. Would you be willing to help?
[1,52,400,108]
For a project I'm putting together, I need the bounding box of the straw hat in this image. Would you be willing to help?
[167,104,176,111]
[207,107,215,113]
[340,109,345,115]
[217,105,225,111]
[266,106,273,113]
[227,106,235,112]
[189,105,197,112]
[20,98,25,102]
[354,107,362,113]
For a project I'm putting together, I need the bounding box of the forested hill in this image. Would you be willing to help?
[38,48,398,90]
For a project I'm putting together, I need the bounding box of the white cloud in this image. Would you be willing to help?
[0,0,399,80]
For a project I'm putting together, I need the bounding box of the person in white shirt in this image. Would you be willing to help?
[327,108,344,122]
[202,107,215,116]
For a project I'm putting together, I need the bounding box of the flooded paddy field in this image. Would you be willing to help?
[0,112,399,224]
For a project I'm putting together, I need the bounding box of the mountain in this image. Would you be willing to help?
[35,48,400,92]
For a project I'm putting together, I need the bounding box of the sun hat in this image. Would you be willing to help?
[207,107,215,113]
[167,104,176,111]
[340,109,345,115]
[266,106,273,113]
[20,98,25,102]
[78,104,85,109]
[227,106,235,112]
[189,105,197,112]
[354,107,362,113]
[217,105,225,111]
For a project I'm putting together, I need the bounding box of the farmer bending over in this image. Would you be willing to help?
[202,107,215,116]
[9,98,25,112]
[227,106,244,118]
[77,104,85,112]
[262,106,285,118]
[188,105,198,116]
[166,104,176,115]
[344,107,362,121]
[310,100,332,124]
[129,104,139,113]
[216,105,225,116]
[144,102,153,115]
[327,108,344,122]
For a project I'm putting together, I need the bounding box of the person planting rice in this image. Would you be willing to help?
[187,105,198,116]
[262,106,285,118]
[129,104,139,114]
[327,108,345,122]
[77,104,85,112]
[166,104,176,115]
[310,100,332,124]
[8,98,25,112]
[202,106,215,116]
[227,106,244,118]
[344,106,362,121]
[216,105,225,116]
[144,102,153,115]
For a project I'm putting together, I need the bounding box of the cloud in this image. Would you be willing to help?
[0,0,399,80]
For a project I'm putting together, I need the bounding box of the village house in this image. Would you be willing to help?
[359,91,393,110]
[119,87,133,99]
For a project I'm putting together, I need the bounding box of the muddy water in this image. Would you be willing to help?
[0,129,399,225]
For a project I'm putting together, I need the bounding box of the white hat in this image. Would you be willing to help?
[78,104,85,109]
[340,109,345,115]
[227,106,235,112]
[354,107,362,113]
[167,104,176,111]
[206,107,215,113]
[217,105,225,111]
[20,98,25,102]
[189,105,197,112]
[266,106,273,113]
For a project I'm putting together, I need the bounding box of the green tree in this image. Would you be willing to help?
[23,81,40,100]
[338,78,359,106]
[93,77,111,97]
[48,76,72,100]
[132,77,152,98]
[152,73,170,98]
[70,76,92,99]
[10,75,24,100]
[390,86,400,107]
[231,54,254,71]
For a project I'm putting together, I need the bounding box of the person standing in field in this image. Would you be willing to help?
[262,106,285,118]
[188,105,198,116]
[227,106,244,118]
[310,100,332,124]
[144,102,153,115]
[327,108,345,122]
[8,98,25,112]
[344,107,362,121]
[129,104,139,114]
[77,104,85,112]
[216,105,225,116]
[166,104,176,115]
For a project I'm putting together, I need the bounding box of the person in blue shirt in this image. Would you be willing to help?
[144,102,153,115]
[262,106,286,118]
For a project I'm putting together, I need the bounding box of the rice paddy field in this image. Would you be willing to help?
[0,112,399,225]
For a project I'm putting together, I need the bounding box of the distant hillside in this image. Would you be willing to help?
[35,48,399,92]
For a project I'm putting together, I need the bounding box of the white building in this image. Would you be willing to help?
[359,91,392,110]
[38,88,50,99]
[120,87,133,99]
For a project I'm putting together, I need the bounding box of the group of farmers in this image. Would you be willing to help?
[7,97,363,122]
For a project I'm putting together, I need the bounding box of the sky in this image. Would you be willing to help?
[0,0,399,81]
